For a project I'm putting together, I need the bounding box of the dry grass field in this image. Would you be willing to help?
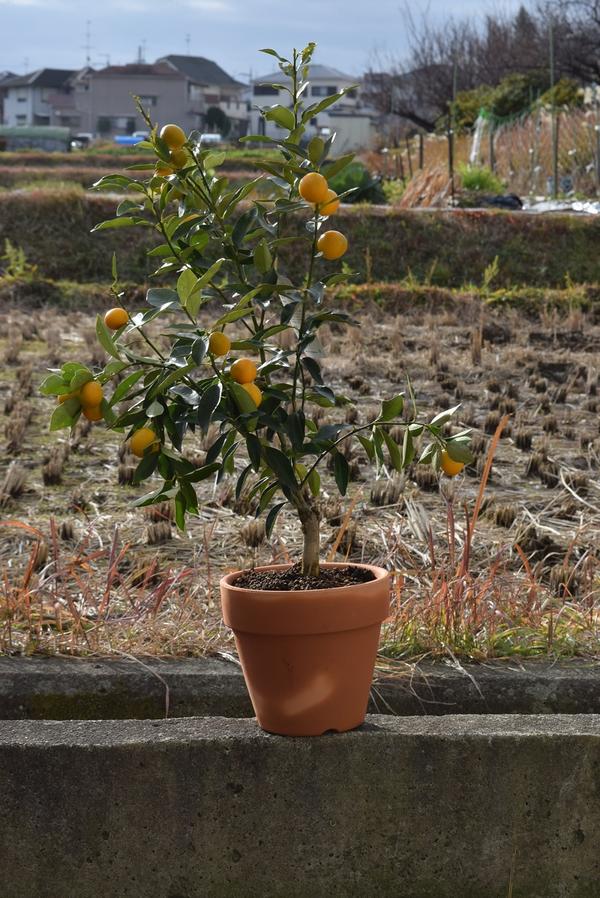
[1,289,599,661]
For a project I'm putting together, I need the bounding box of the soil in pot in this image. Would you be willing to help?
[233,562,376,592]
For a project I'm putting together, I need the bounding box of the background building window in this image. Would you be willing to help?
[138,95,157,107]
[311,85,337,97]
[253,85,278,96]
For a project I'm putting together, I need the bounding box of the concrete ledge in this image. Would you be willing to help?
[1,714,599,898]
[2,657,600,719]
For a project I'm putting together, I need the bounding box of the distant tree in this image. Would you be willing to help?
[96,116,111,136]
[205,106,231,136]
[366,2,589,133]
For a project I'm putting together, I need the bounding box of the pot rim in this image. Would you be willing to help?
[220,561,390,598]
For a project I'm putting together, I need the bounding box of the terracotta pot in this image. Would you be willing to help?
[220,562,390,737]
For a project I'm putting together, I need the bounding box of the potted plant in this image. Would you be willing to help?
[42,42,472,736]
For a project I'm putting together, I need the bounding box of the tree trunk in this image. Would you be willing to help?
[297,498,321,577]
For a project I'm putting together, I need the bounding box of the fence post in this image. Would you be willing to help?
[418,132,424,169]
[488,126,495,172]
[405,135,413,178]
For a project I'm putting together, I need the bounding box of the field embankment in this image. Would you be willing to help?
[2,190,600,286]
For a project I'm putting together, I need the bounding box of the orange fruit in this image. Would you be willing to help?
[57,392,77,404]
[83,405,103,422]
[159,124,186,150]
[130,427,159,458]
[440,449,464,477]
[241,382,262,407]
[104,308,128,330]
[317,189,340,216]
[230,358,257,384]
[155,161,175,177]
[79,380,103,409]
[298,172,329,204]
[208,332,231,357]
[317,230,348,260]
[169,148,189,169]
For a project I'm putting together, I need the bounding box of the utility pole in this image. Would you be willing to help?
[448,57,458,201]
[82,19,93,67]
[185,33,191,55]
[549,17,559,199]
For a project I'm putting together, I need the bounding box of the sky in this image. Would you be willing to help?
[0,0,516,80]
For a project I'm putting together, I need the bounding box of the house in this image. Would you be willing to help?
[249,64,378,152]
[157,55,248,138]
[2,68,79,128]
[85,63,187,137]
[85,56,247,139]
[0,71,17,125]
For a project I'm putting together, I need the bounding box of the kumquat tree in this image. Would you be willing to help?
[41,41,473,578]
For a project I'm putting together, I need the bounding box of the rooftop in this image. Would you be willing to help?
[94,63,182,78]
[4,68,75,89]
[254,64,356,84]
[159,54,243,88]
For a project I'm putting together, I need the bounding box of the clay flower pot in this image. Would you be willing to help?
[220,562,390,737]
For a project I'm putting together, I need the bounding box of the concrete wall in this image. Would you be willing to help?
[1,714,599,898]
[3,657,600,720]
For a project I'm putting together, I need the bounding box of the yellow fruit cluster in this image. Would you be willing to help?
[155,123,190,176]
[58,379,104,422]
[298,172,348,260]
[231,358,262,407]
[440,450,465,477]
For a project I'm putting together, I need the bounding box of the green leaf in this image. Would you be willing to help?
[91,217,138,232]
[307,468,321,497]
[204,151,226,169]
[197,382,222,433]
[253,238,272,274]
[322,153,355,180]
[263,446,297,490]
[95,315,121,360]
[69,369,93,391]
[358,435,375,462]
[381,428,403,471]
[185,462,221,483]
[446,441,475,465]
[191,335,209,366]
[40,373,68,396]
[286,411,305,450]
[308,137,325,164]
[109,370,145,407]
[265,502,286,537]
[264,105,296,130]
[302,89,356,123]
[246,434,261,471]
[419,443,436,465]
[401,428,415,467]
[196,258,226,290]
[174,490,187,530]
[146,287,179,308]
[379,395,404,422]
[230,382,258,415]
[177,268,201,306]
[333,451,350,496]
[49,401,77,432]
[145,399,164,418]
[133,451,159,484]
[430,405,461,427]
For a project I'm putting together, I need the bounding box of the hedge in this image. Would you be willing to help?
[2,276,599,318]
[1,190,600,287]
[0,150,269,173]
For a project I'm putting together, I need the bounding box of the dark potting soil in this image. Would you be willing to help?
[233,563,376,592]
